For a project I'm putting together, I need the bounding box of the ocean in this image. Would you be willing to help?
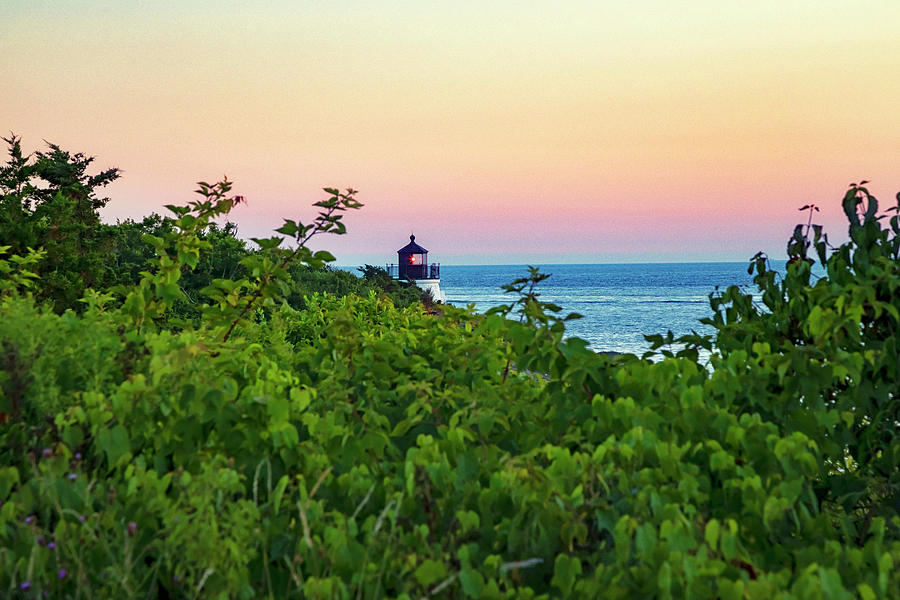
[439,263,767,356]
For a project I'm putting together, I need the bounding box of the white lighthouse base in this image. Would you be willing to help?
[415,279,445,303]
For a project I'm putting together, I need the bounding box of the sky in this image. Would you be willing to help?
[2,1,899,265]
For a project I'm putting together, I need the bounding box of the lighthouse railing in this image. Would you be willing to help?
[385,263,439,280]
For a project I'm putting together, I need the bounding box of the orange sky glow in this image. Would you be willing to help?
[3,1,899,264]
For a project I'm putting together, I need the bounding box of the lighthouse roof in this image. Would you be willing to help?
[398,234,428,254]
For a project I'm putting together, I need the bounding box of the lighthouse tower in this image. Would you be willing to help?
[389,234,444,303]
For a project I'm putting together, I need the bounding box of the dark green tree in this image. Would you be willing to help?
[0,134,120,311]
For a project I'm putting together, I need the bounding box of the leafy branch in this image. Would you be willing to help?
[486,266,581,382]
[486,266,580,327]
[200,187,362,342]
[116,178,241,329]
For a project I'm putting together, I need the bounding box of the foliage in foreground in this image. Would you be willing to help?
[1,143,900,597]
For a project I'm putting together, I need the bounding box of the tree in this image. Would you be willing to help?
[0,134,120,311]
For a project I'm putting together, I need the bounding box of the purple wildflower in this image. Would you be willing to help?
[127,522,138,536]
[78,515,86,522]
[75,452,82,460]
[48,541,56,549]
[68,473,77,481]
[24,515,34,524]
[37,535,45,546]
[42,448,52,457]
[20,581,31,590]
[58,568,67,579]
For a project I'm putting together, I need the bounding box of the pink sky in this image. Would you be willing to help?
[3,1,899,264]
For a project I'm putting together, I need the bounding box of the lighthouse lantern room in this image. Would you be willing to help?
[397,234,430,279]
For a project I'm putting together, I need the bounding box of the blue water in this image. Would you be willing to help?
[440,263,764,355]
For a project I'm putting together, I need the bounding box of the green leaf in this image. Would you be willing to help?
[551,554,582,595]
[251,236,283,250]
[290,388,311,412]
[705,519,720,549]
[857,583,876,600]
[97,424,130,468]
[391,417,420,438]
[819,567,849,599]
[459,567,485,598]
[267,395,290,423]
[843,188,861,227]
[312,250,336,263]
[413,559,447,587]
[272,475,290,513]
[635,523,657,555]
[657,562,671,599]
[719,579,745,600]
[275,220,298,236]
[0,467,20,500]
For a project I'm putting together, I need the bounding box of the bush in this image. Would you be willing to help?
[2,173,900,598]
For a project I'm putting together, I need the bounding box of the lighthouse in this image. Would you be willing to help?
[388,234,444,303]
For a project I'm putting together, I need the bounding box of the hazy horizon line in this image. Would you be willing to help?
[332,258,788,268]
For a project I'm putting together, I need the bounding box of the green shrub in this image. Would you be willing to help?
[2,174,900,598]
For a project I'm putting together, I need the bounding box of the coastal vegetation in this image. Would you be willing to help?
[2,138,900,598]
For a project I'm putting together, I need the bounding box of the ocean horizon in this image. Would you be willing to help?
[342,261,778,356]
